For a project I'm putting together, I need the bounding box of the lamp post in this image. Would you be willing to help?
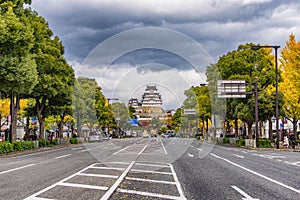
[251,45,280,149]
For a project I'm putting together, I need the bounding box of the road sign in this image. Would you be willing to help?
[183,109,196,115]
[217,80,246,98]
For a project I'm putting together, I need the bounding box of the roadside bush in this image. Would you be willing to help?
[258,139,272,148]
[223,137,229,144]
[0,141,35,154]
[12,142,23,152]
[0,142,14,154]
[51,138,59,145]
[236,139,245,147]
[39,139,50,147]
[69,138,78,144]
[22,141,34,150]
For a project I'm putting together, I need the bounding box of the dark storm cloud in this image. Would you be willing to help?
[111,49,193,72]
[31,0,300,65]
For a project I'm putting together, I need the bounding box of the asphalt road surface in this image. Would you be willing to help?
[0,137,299,200]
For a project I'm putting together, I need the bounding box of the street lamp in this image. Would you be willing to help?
[251,45,280,149]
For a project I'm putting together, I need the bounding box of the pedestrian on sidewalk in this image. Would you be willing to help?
[283,135,289,148]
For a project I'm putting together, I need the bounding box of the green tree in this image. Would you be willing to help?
[24,10,75,139]
[94,85,115,133]
[0,3,38,141]
[73,77,98,136]
[209,43,283,137]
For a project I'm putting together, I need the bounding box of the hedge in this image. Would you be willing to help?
[69,138,78,144]
[0,141,34,154]
[223,137,229,144]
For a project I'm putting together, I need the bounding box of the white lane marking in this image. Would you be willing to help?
[113,145,131,155]
[161,140,168,154]
[169,163,187,200]
[190,145,194,147]
[117,188,183,200]
[90,166,125,171]
[233,154,245,159]
[0,163,35,175]
[232,186,259,200]
[125,177,176,185]
[25,197,54,200]
[54,154,71,159]
[81,149,89,152]
[103,146,109,149]
[197,148,202,152]
[130,169,172,175]
[78,173,118,179]
[211,153,300,194]
[100,161,135,200]
[72,147,83,150]
[135,163,170,168]
[284,161,300,167]
[24,163,98,200]
[241,151,248,154]
[187,153,194,157]
[58,182,108,190]
[138,145,148,155]
[106,162,130,165]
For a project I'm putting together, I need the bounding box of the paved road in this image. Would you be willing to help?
[176,141,300,200]
[0,138,299,199]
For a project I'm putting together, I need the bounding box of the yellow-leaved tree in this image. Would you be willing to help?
[279,34,300,134]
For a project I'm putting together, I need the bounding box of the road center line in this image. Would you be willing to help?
[161,140,168,154]
[113,145,131,155]
[54,154,71,159]
[233,154,245,158]
[138,145,148,155]
[0,163,36,175]
[210,153,300,194]
[231,186,259,200]
[100,161,135,200]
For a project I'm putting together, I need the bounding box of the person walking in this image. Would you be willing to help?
[290,133,296,150]
[283,135,289,148]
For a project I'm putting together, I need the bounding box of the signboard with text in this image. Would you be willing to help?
[217,80,246,98]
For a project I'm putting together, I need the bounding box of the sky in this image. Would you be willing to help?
[30,0,300,110]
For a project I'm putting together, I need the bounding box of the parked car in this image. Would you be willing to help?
[88,131,102,142]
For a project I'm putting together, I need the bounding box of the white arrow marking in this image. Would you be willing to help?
[231,186,259,200]
[233,154,245,158]
[187,153,194,157]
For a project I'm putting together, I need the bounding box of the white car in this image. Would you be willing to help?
[88,132,103,142]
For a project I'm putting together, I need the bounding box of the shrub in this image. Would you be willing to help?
[236,139,245,147]
[223,137,229,144]
[22,141,34,150]
[52,138,59,145]
[39,139,50,147]
[258,139,272,148]
[0,142,13,154]
[0,141,35,154]
[69,138,78,144]
[13,142,23,152]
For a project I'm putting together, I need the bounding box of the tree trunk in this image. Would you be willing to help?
[248,121,253,138]
[35,98,45,139]
[205,118,209,135]
[268,119,273,142]
[234,118,238,138]
[293,117,297,135]
[11,94,20,142]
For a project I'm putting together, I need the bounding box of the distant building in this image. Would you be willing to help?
[128,85,165,119]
